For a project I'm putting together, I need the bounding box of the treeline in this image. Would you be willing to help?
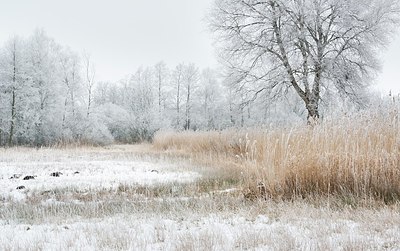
[0,30,385,146]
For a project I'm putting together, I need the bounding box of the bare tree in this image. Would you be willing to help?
[172,64,184,128]
[154,61,168,116]
[83,52,95,118]
[60,52,80,116]
[0,37,26,146]
[59,49,82,141]
[200,68,222,129]
[183,63,199,130]
[210,0,400,121]
[8,39,18,146]
[8,38,20,146]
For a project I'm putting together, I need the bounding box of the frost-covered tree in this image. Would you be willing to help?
[59,48,82,141]
[83,52,96,118]
[210,0,400,121]
[0,37,28,146]
[25,30,64,146]
[121,67,158,141]
[183,63,199,130]
[0,30,118,146]
[154,61,169,117]
[198,68,227,129]
[171,64,185,129]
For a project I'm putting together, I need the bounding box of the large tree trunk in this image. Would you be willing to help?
[305,99,319,122]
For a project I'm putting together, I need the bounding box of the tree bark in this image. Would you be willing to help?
[305,98,319,122]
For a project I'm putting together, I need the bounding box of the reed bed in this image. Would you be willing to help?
[153,111,400,202]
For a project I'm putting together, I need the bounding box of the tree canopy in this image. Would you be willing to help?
[210,0,400,120]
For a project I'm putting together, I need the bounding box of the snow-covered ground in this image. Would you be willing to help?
[1,209,399,250]
[1,146,400,250]
[1,160,200,202]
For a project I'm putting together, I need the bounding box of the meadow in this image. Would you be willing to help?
[1,111,400,250]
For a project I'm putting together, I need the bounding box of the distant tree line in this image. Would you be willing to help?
[0,28,394,147]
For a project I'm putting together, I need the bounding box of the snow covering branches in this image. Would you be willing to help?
[1,16,398,146]
[210,0,400,120]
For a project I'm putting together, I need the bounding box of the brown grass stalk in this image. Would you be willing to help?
[153,112,400,202]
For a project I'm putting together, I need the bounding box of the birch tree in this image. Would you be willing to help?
[210,0,400,121]
[0,37,26,146]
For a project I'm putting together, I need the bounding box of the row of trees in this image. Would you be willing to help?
[92,61,306,143]
[2,0,398,147]
[0,30,111,146]
[0,30,308,146]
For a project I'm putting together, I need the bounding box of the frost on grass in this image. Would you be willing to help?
[1,146,400,250]
[0,160,200,202]
[1,212,399,251]
[0,146,201,202]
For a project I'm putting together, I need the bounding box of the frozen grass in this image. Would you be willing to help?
[1,144,400,250]
[1,200,399,250]
[153,111,400,203]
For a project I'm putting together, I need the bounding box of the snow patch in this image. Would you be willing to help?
[0,160,201,202]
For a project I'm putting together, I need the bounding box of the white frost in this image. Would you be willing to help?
[0,160,201,202]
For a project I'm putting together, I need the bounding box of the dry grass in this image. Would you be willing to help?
[2,139,400,250]
[153,110,400,203]
[3,201,400,251]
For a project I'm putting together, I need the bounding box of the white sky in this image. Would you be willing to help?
[0,0,399,94]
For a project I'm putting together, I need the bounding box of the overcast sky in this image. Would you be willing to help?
[0,0,399,94]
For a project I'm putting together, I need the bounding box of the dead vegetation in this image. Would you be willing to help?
[153,110,400,204]
[1,130,400,250]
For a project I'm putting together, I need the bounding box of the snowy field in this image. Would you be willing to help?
[1,160,200,202]
[1,146,400,250]
[2,211,400,251]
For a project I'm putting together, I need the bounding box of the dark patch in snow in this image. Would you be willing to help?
[23,175,35,180]
[16,186,26,190]
[150,170,159,173]
[50,172,63,177]
[73,171,80,175]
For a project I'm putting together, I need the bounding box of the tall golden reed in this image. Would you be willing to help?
[153,110,400,202]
